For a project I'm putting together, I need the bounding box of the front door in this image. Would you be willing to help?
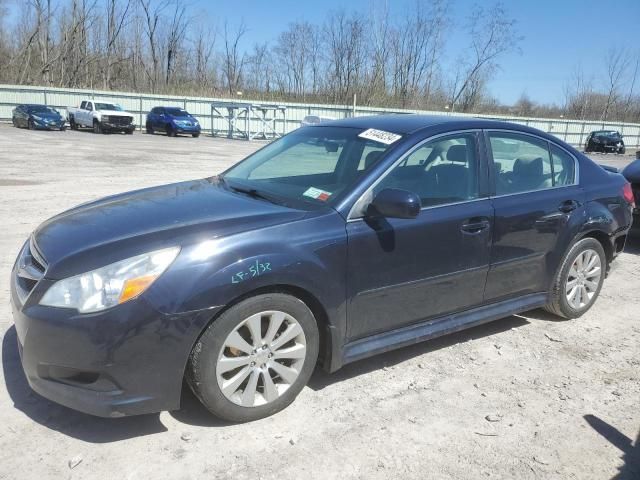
[346,131,493,340]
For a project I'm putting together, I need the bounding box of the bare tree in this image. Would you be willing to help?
[449,2,520,112]
[139,0,169,92]
[222,20,247,94]
[165,2,188,86]
[601,47,628,121]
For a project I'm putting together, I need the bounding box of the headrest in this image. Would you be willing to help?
[513,156,543,179]
[446,144,467,163]
[365,150,383,169]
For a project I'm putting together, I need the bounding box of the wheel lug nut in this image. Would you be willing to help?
[250,362,255,367]
[262,345,268,350]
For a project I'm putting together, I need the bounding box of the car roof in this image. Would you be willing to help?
[314,114,543,135]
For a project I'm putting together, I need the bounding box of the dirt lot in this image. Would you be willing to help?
[0,124,638,479]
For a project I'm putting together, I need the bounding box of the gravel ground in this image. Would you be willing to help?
[0,124,638,480]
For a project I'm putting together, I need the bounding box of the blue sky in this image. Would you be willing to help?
[192,0,640,105]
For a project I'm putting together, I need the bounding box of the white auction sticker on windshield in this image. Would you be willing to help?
[303,187,332,202]
[358,128,402,145]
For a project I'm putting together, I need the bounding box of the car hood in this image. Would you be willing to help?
[33,178,310,278]
[98,110,133,117]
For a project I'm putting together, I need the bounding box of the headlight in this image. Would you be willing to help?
[40,247,180,313]
[194,120,200,126]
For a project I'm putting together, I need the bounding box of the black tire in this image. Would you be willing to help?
[146,122,154,134]
[93,120,102,134]
[126,128,134,135]
[192,132,200,138]
[60,126,67,132]
[12,116,17,128]
[166,124,176,137]
[619,147,626,155]
[187,293,319,422]
[28,119,35,130]
[70,116,77,130]
[545,237,606,319]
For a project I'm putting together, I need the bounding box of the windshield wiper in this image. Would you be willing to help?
[227,183,280,205]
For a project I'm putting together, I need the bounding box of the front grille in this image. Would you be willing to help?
[103,116,132,126]
[14,237,47,304]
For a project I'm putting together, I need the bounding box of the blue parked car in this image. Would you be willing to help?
[10,115,634,422]
[145,106,201,137]
[12,104,66,131]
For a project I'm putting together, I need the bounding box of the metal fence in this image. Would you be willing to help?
[1,83,639,148]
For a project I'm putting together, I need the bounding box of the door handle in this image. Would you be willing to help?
[461,217,490,234]
[558,200,579,213]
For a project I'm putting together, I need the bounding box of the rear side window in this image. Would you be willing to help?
[550,144,576,186]
[490,132,552,195]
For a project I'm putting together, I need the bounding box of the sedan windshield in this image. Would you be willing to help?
[222,126,399,207]
[28,105,57,114]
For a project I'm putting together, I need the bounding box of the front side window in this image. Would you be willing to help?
[372,133,479,207]
[490,132,553,195]
[223,126,399,207]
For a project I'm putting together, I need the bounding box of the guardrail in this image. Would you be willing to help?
[1,84,639,148]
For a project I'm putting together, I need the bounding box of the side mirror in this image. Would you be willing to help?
[368,188,421,219]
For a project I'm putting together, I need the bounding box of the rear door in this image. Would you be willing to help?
[484,130,584,301]
[346,131,494,340]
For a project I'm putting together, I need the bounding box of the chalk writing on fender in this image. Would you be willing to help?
[231,259,272,284]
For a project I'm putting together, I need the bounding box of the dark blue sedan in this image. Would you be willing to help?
[145,106,201,137]
[12,104,66,131]
[10,115,634,421]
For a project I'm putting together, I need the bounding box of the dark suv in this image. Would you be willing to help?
[11,116,634,422]
[585,130,625,154]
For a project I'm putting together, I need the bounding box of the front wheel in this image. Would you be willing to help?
[619,147,626,155]
[545,237,606,319]
[192,132,200,138]
[166,124,176,137]
[187,293,319,422]
[28,119,35,130]
[93,120,102,134]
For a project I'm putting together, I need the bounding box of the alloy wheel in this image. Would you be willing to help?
[565,248,602,309]
[216,310,307,408]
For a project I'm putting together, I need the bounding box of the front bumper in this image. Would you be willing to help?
[173,123,201,134]
[33,119,65,130]
[102,122,135,132]
[10,269,220,417]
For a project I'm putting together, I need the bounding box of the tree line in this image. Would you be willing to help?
[0,0,638,123]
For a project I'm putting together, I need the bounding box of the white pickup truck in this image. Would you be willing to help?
[67,100,136,134]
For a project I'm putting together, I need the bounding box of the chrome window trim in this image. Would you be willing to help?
[347,129,484,221]
[485,129,580,199]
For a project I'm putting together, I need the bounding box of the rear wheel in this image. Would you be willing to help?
[12,116,17,128]
[545,237,606,319]
[70,116,77,130]
[187,293,319,422]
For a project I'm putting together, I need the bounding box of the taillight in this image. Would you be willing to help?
[622,183,635,207]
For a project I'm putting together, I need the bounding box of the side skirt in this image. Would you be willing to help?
[341,293,548,366]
